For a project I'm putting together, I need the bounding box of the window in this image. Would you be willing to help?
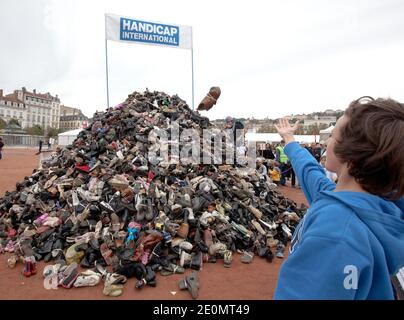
[19,112,23,119]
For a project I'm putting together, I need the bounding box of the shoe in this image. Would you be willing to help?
[60,262,79,288]
[5,240,14,253]
[22,258,32,277]
[43,263,63,278]
[178,271,200,299]
[160,263,185,276]
[103,283,124,297]
[276,243,285,259]
[251,220,266,236]
[203,229,213,247]
[196,241,209,253]
[240,251,254,264]
[110,213,120,232]
[65,243,86,265]
[190,252,202,271]
[197,87,221,111]
[100,242,114,266]
[176,222,189,239]
[30,259,38,275]
[208,242,227,256]
[179,241,193,252]
[73,270,102,287]
[7,254,19,269]
[180,251,192,267]
[223,250,232,268]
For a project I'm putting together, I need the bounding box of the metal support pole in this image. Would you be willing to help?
[105,39,110,109]
[191,47,195,110]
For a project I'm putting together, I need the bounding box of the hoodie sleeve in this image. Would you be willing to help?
[284,141,335,204]
[274,235,372,300]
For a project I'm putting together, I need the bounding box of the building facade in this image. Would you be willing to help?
[303,115,337,127]
[0,89,26,126]
[0,87,60,129]
[59,105,89,132]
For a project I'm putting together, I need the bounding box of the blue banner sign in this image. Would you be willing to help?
[120,17,179,47]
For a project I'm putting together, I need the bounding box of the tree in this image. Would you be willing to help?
[319,123,329,131]
[0,118,6,130]
[8,118,20,126]
[25,125,44,136]
[46,127,61,138]
[294,126,306,135]
[257,124,277,133]
[306,124,320,135]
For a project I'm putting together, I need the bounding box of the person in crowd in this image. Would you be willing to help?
[310,142,322,162]
[274,96,404,300]
[268,160,281,185]
[320,140,327,157]
[0,137,4,160]
[263,143,275,160]
[256,158,268,177]
[285,161,297,188]
[275,140,289,186]
[36,139,43,155]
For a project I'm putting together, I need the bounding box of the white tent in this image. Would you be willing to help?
[319,125,334,142]
[319,125,334,134]
[57,128,83,146]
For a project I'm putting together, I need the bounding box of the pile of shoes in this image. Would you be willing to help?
[0,89,307,298]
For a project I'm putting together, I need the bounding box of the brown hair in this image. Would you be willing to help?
[334,97,404,200]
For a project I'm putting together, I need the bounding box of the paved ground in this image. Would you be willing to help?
[0,148,308,300]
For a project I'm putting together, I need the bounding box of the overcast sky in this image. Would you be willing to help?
[1,0,404,120]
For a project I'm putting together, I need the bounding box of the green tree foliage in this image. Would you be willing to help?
[25,125,44,136]
[46,127,61,138]
[0,118,6,130]
[8,118,20,126]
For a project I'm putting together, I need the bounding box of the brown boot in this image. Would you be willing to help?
[197,87,221,111]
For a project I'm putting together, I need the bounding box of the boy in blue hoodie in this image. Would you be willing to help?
[274,96,404,300]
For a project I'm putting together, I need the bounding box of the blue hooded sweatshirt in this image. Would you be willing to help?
[274,141,404,300]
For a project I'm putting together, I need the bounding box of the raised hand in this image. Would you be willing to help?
[274,117,299,144]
